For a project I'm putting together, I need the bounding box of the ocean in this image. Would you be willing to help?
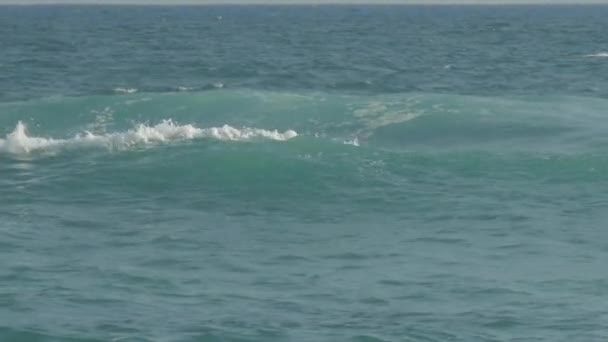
[1,4,608,342]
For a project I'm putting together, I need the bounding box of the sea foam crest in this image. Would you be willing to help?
[584,52,608,58]
[0,120,298,154]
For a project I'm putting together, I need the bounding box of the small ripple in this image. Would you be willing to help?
[359,297,389,306]
[408,236,469,244]
[0,292,17,307]
[272,254,311,262]
[218,262,256,274]
[350,335,389,342]
[325,252,368,260]
[482,316,521,329]
[377,279,406,287]
[0,327,105,342]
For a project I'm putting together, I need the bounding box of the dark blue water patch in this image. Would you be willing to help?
[2,5,608,101]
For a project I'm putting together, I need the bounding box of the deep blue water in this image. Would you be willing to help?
[1,5,608,342]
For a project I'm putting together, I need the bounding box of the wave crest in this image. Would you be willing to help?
[0,120,297,155]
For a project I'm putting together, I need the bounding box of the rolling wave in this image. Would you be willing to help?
[1,89,607,156]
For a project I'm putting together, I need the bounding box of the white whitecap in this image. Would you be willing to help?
[343,137,360,147]
[0,120,298,155]
[113,87,138,94]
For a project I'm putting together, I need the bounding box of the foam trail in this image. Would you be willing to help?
[0,120,298,155]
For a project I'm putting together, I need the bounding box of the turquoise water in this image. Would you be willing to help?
[2,5,608,342]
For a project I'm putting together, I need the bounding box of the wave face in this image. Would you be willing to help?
[2,89,608,212]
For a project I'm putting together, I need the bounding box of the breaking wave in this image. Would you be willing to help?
[0,120,297,155]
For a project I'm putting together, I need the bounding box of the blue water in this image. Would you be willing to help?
[1,5,608,342]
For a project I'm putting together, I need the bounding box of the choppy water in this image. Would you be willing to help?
[1,5,608,342]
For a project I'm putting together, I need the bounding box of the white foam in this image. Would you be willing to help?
[113,87,138,94]
[0,121,63,154]
[0,120,298,155]
[343,137,360,147]
[584,52,608,58]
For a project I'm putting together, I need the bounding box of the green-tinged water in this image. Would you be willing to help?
[1,5,608,342]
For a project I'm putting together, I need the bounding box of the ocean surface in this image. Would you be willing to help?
[1,4,608,342]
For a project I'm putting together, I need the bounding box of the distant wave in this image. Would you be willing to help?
[584,52,608,58]
[0,120,297,155]
[113,83,224,94]
[177,84,223,92]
